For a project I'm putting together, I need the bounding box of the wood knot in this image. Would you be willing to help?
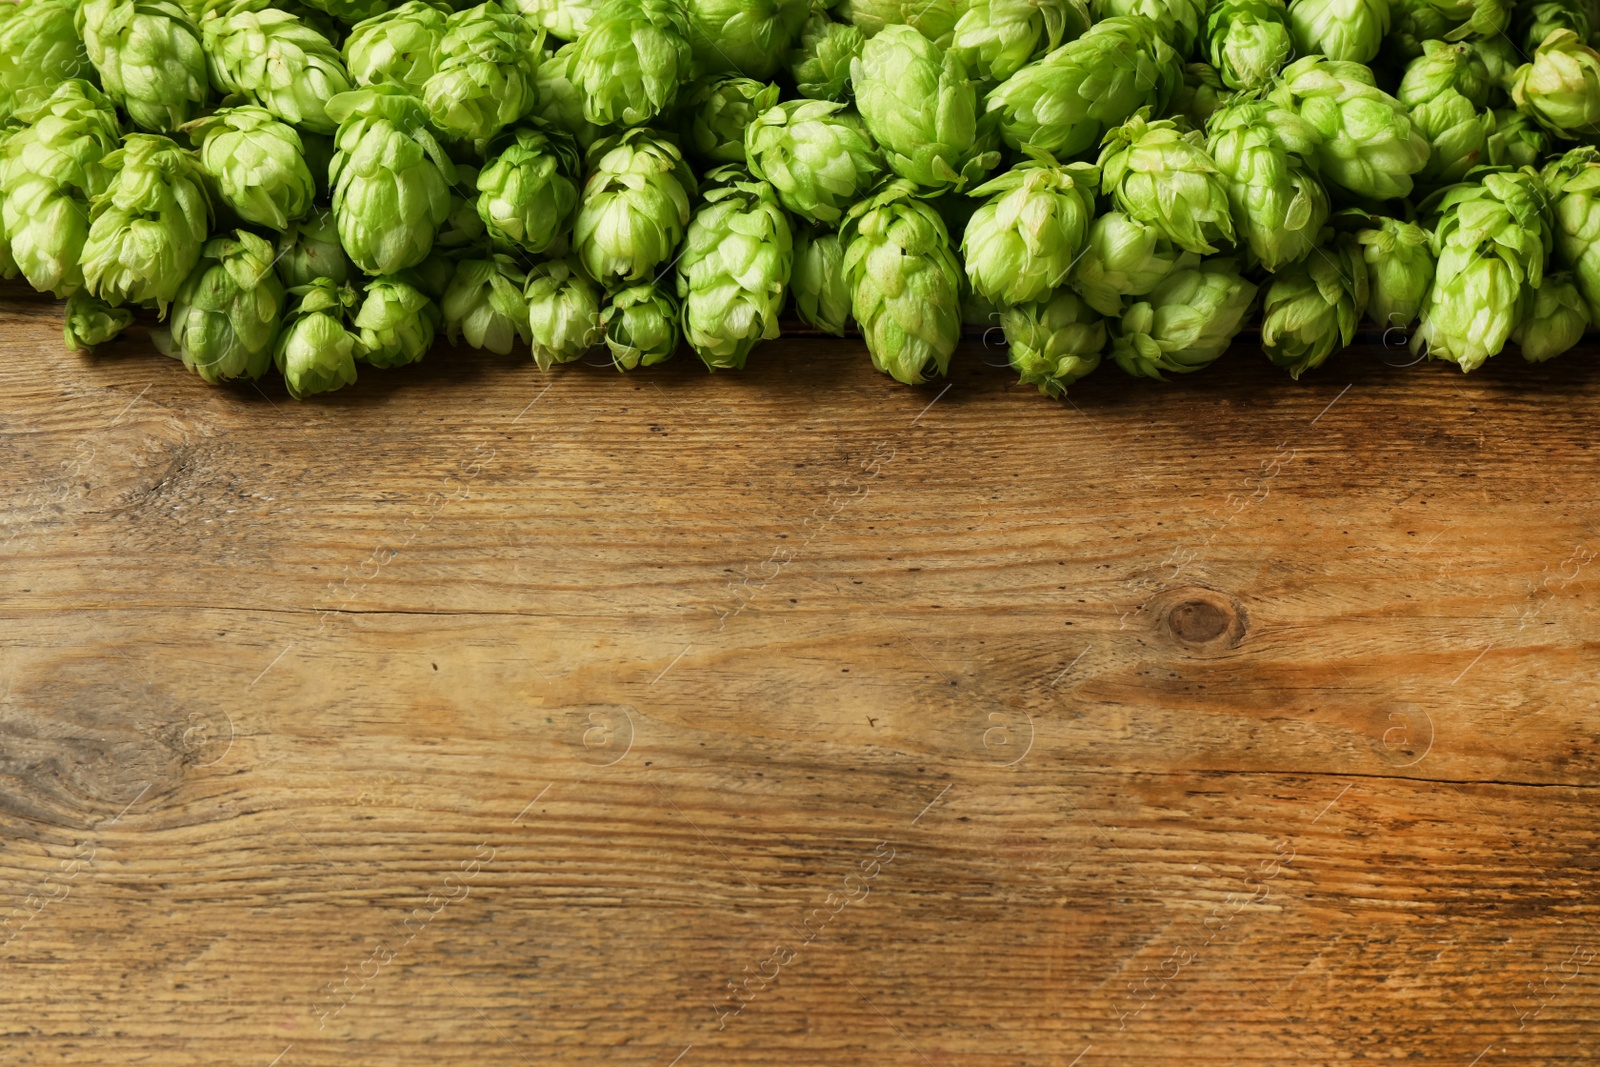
[1156,589,1248,652]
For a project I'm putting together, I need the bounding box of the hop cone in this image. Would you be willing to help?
[275,278,360,399]
[1205,0,1292,91]
[1413,167,1552,371]
[184,106,315,232]
[602,281,680,369]
[442,254,530,353]
[1000,289,1104,397]
[1512,270,1589,361]
[203,2,352,136]
[951,0,1090,86]
[573,128,697,285]
[790,11,864,101]
[1471,33,1521,95]
[791,224,851,335]
[159,230,285,383]
[525,258,603,369]
[343,1,449,97]
[0,80,123,300]
[1398,41,1493,189]
[1516,0,1591,57]
[985,17,1180,162]
[1068,210,1200,316]
[1100,112,1234,256]
[81,133,212,312]
[680,76,781,167]
[1355,215,1434,329]
[277,209,353,289]
[1111,256,1258,378]
[80,0,209,133]
[1089,0,1204,53]
[685,0,809,79]
[0,0,90,123]
[1540,145,1600,322]
[297,0,394,25]
[1205,97,1327,273]
[504,0,600,39]
[837,0,964,48]
[1512,29,1600,140]
[852,24,999,192]
[435,164,492,260]
[1487,109,1548,168]
[422,4,541,142]
[840,179,962,385]
[962,157,1098,306]
[1171,62,1232,129]
[745,99,882,224]
[353,273,437,366]
[325,85,457,275]
[572,0,693,127]
[534,43,605,151]
[1260,232,1369,377]
[1416,0,1512,40]
[1287,0,1390,64]
[1269,56,1431,201]
[64,290,136,352]
[476,124,580,255]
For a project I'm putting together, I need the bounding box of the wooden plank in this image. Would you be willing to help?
[2,284,1598,1065]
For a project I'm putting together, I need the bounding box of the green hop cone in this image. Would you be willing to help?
[159,230,286,383]
[202,2,353,136]
[602,280,680,369]
[679,76,782,167]
[840,179,963,385]
[685,0,809,79]
[297,0,393,25]
[1259,233,1370,377]
[852,24,999,193]
[1512,270,1589,361]
[476,124,581,255]
[675,166,794,370]
[184,106,315,232]
[442,254,530,354]
[1386,0,1457,60]
[533,43,605,151]
[1286,0,1390,65]
[63,290,136,353]
[745,99,882,224]
[1269,56,1432,201]
[1355,215,1434,329]
[422,3,541,143]
[80,0,209,133]
[1487,109,1548,168]
[985,17,1180,162]
[572,128,696,285]
[1516,0,1590,57]
[999,289,1104,397]
[1100,112,1234,257]
[0,80,123,300]
[1205,0,1292,91]
[275,278,361,400]
[0,0,91,123]
[791,224,851,334]
[436,164,493,259]
[1415,0,1513,41]
[1171,62,1233,129]
[1398,41,1494,189]
[353,273,438,367]
[81,133,212,312]
[1068,210,1201,316]
[1110,256,1258,378]
[950,0,1090,86]
[1471,33,1521,95]
[343,1,449,97]
[961,156,1098,306]
[1205,97,1328,273]
[504,0,600,39]
[325,85,456,275]
[790,10,864,101]
[1413,167,1552,371]
[524,257,603,369]
[837,0,964,48]
[276,209,353,289]
[572,0,693,127]
[1512,28,1600,140]
[1089,0,1204,53]
[1542,146,1600,322]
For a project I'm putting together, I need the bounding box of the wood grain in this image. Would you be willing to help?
[2,280,1598,1066]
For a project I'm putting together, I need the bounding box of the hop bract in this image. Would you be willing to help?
[1542,146,1600,323]
[602,281,680,369]
[160,230,285,383]
[525,258,603,369]
[1100,112,1234,257]
[1487,109,1548,169]
[353,274,439,367]
[791,225,852,335]
[572,0,693,127]
[202,2,352,137]
[442,254,531,354]
[680,76,782,167]
[344,1,450,98]
[1512,29,1600,141]
[0,0,90,124]
[1171,62,1230,129]
[675,166,794,370]
[961,156,1098,306]
[790,11,864,101]
[840,179,963,385]
[81,132,212,312]
[1270,56,1431,201]
[573,128,696,285]
[1355,215,1434,329]
[745,99,882,225]
[1260,232,1369,377]
[423,3,542,143]
[1513,271,1589,361]
[476,124,581,255]
[1286,0,1390,65]
[505,0,602,40]
[275,278,360,399]
[1205,98,1327,273]
[1000,289,1105,397]
[276,209,353,289]
[1205,0,1292,91]
[852,25,998,193]
[185,106,315,232]
[1068,210,1200,317]
[951,0,1090,86]
[1111,257,1258,378]
[684,0,809,80]
[80,0,209,133]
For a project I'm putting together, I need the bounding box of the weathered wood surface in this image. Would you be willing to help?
[2,279,1599,1066]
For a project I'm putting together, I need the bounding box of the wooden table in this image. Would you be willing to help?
[3,282,1597,1065]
